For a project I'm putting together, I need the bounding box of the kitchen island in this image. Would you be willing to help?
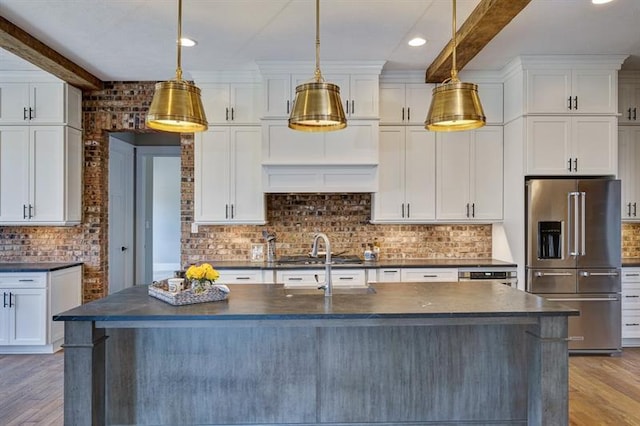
[55,282,577,426]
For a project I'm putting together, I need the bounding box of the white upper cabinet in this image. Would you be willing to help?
[258,62,384,120]
[194,127,265,224]
[618,72,640,124]
[525,115,617,176]
[379,83,432,125]
[618,126,640,220]
[0,82,82,128]
[324,73,379,119]
[525,68,617,114]
[199,83,261,124]
[436,126,503,221]
[0,126,82,225]
[372,126,436,223]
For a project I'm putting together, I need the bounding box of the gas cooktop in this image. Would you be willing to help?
[276,255,363,265]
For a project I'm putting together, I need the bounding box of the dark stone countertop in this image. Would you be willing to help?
[54,282,576,322]
[0,262,83,273]
[207,258,517,270]
[623,258,640,267]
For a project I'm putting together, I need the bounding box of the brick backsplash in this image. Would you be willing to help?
[623,223,640,258]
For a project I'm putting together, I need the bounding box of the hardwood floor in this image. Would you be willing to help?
[1,348,639,425]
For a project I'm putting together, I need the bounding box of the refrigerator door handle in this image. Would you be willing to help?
[580,271,619,277]
[534,271,572,277]
[547,297,618,302]
[580,191,586,256]
[568,192,580,256]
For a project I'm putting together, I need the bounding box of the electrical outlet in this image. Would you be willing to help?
[191,223,199,233]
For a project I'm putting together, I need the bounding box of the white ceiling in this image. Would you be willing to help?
[1,0,639,81]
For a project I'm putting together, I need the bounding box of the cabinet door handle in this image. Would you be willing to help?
[286,100,290,114]
[402,107,405,121]
[568,97,572,110]
[29,204,34,219]
[231,204,234,219]
[345,100,349,114]
[9,292,14,308]
[573,96,578,110]
[628,203,633,217]
[466,203,470,218]
[351,100,354,115]
[407,203,410,218]
[626,323,640,327]
[573,158,578,172]
[3,292,7,308]
[567,158,572,171]
[231,107,235,121]
[625,295,640,298]
[407,107,410,121]
[401,203,405,218]
[24,107,28,120]
[225,204,229,219]
[629,108,633,121]
[23,204,27,219]
[225,107,229,121]
[634,202,637,217]
[634,107,637,120]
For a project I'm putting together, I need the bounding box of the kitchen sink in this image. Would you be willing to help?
[282,286,376,296]
[276,254,363,266]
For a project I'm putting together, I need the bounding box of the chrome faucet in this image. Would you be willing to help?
[311,232,332,297]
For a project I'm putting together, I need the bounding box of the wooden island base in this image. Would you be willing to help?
[58,283,574,425]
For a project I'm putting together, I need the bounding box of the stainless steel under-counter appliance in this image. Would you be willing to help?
[525,177,621,354]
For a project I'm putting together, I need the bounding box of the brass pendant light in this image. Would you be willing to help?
[146,0,208,133]
[288,0,347,132]
[425,0,485,132]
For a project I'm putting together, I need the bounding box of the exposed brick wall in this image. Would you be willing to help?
[623,223,640,258]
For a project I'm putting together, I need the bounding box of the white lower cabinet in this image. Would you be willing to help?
[622,268,640,346]
[194,127,265,224]
[372,126,435,223]
[277,269,366,288]
[0,266,82,354]
[0,125,82,225]
[436,126,503,221]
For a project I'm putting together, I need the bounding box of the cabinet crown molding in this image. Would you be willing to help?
[503,55,628,74]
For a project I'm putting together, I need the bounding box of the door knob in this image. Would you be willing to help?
[121,246,128,251]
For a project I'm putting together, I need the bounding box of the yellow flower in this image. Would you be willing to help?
[186,263,219,283]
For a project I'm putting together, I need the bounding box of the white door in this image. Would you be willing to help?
[372,126,405,221]
[436,132,472,220]
[0,126,30,222]
[471,127,503,221]
[230,127,264,222]
[404,127,436,221]
[152,157,181,280]
[0,293,10,345]
[571,116,617,175]
[31,126,64,222]
[108,136,134,294]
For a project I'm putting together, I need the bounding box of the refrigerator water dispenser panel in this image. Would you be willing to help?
[538,221,562,259]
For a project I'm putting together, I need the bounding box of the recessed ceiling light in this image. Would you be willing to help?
[592,0,613,4]
[408,37,426,47]
[179,37,197,47]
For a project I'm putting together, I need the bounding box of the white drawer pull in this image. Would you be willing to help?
[339,277,354,280]
[625,323,640,327]
[625,295,640,298]
[235,277,251,280]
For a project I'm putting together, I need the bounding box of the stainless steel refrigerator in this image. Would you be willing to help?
[525,178,621,354]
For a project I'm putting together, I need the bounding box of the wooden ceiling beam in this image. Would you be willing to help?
[426,0,531,83]
[0,16,102,90]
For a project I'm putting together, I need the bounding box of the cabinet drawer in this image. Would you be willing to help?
[277,269,366,287]
[0,273,46,288]
[622,269,640,283]
[622,314,640,338]
[217,269,266,284]
[622,284,640,310]
[400,268,458,283]
[376,268,401,283]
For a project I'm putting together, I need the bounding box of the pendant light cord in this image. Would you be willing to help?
[314,0,323,82]
[176,0,183,81]
[450,0,458,82]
